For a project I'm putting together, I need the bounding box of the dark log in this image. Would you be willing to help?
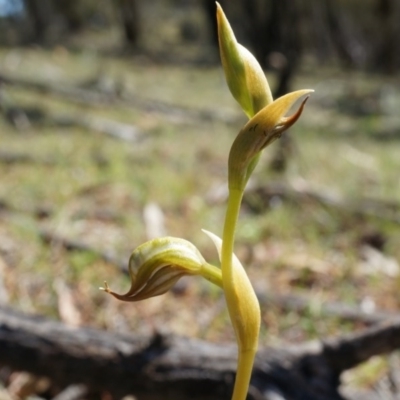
[1,305,400,399]
[324,318,400,373]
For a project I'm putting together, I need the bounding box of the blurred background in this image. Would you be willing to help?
[1,0,400,395]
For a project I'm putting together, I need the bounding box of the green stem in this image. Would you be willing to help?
[232,349,257,400]
[221,188,256,400]
[221,188,243,286]
[201,262,223,288]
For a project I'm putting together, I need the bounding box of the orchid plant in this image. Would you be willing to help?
[102,4,313,400]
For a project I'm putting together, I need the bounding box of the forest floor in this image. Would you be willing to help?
[1,44,400,395]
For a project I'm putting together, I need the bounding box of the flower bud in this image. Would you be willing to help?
[216,2,272,118]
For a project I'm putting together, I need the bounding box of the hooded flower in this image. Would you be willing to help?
[228,90,313,190]
[101,237,222,301]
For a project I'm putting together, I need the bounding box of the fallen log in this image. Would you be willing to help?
[1,305,400,400]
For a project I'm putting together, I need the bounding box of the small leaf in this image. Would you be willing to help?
[203,230,260,352]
